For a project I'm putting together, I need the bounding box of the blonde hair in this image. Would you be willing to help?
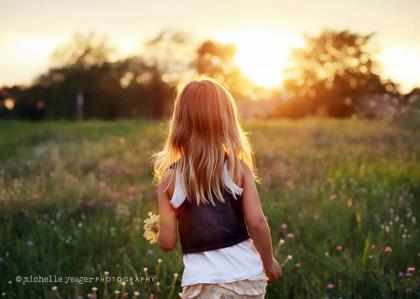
[152,78,255,205]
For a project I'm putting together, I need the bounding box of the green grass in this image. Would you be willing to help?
[0,118,419,298]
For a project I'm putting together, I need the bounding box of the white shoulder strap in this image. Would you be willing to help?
[223,160,244,196]
[170,169,187,209]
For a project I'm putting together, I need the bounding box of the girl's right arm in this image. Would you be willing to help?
[156,171,178,252]
[241,162,282,281]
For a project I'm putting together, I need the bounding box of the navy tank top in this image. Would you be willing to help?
[170,158,250,254]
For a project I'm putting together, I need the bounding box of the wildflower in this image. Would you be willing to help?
[104,271,109,276]
[0,257,3,262]
[128,186,136,194]
[281,223,288,229]
[92,287,97,292]
[370,244,376,250]
[356,211,362,223]
[147,249,154,255]
[346,198,352,208]
[280,255,293,267]
[157,259,162,264]
[143,212,160,244]
[287,233,295,239]
[398,272,405,278]
[336,245,343,251]
[26,240,33,246]
[134,291,140,297]
[406,288,413,293]
[52,286,57,291]
[407,267,415,273]
[98,181,107,189]
[114,290,120,295]
[384,246,392,254]
[327,283,334,289]
[121,282,126,287]
[294,262,301,268]
[86,198,96,206]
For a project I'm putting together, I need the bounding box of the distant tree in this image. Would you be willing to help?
[50,33,114,69]
[144,30,196,84]
[195,40,255,97]
[276,30,398,118]
[34,33,117,119]
[8,32,176,120]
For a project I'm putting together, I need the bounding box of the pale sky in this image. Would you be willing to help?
[1,0,419,92]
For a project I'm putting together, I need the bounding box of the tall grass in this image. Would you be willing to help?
[0,118,418,298]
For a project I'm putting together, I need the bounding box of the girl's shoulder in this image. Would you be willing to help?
[226,158,251,190]
[157,166,176,200]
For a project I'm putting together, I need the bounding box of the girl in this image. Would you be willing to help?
[152,79,281,298]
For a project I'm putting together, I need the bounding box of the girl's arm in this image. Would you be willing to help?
[241,162,282,281]
[156,172,178,251]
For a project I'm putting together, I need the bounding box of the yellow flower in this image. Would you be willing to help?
[143,212,160,244]
[356,211,362,223]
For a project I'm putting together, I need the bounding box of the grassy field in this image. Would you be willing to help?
[0,119,419,298]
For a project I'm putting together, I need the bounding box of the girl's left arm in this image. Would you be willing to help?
[156,173,178,251]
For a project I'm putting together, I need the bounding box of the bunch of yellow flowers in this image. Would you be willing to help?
[143,212,160,244]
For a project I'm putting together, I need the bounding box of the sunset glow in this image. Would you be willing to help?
[214,28,304,88]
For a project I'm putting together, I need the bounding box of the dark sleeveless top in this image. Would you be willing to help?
[170,159,250,254]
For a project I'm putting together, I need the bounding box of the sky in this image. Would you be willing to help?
[1,0,419,92]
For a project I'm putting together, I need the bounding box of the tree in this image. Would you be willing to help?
[15,32,175,120]
[50,33,114,69]
[195,40,255,98]
[276,30,397,118]
[144,30,196,84]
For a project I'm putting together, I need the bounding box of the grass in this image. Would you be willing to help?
[0,118,419,298]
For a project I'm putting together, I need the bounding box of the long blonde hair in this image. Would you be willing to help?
[152,78,255,205]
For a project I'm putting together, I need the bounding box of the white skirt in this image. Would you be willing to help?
[179,272,268,299]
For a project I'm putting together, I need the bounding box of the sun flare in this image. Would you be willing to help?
[213,27,303,88]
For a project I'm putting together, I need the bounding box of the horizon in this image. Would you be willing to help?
[1,0,420,93]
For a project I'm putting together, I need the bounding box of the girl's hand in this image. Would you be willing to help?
[264,259,282,281]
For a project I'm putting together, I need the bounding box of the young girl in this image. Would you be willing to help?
[152,79,281,298]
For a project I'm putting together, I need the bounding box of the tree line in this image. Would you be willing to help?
[0,30,417,120]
